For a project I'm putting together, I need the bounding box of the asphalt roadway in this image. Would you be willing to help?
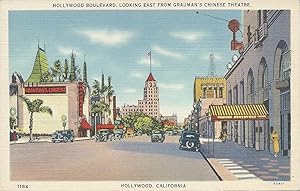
[10,135,219,181]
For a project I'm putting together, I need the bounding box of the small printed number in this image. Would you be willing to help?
[273,182,285,185]
[17,184,28,189]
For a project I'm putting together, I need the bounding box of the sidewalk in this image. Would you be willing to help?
[10,136,92,144]
[200,138,290,181]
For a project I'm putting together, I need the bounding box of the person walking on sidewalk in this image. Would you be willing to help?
[271,130,280,157]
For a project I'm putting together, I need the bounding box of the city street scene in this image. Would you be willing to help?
[9,10,291,182]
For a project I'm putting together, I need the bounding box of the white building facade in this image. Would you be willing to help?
[225,10,291,156]
[121,72,160,118]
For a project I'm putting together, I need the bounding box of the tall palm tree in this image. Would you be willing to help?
[106,76,114,107]
[91,101,110,124]
[19,95,53,142]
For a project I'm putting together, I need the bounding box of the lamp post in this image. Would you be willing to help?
[193,98,202,133]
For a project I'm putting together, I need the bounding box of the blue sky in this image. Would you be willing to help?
[9,10,242,122]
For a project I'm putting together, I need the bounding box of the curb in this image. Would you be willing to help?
[199,148,238,181]
[199,149,223,181]
[10,138,93,145]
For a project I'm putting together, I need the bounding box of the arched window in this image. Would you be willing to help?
[247,68,255,103]
[280,46,291,81]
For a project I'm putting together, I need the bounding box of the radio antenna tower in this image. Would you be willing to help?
[208,53,216,77]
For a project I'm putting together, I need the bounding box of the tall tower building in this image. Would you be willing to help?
[137,72,160,118]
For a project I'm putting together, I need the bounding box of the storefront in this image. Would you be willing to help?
[207,104,269,150]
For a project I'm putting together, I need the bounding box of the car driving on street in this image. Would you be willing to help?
[151,130,165,143]
[179,131,201,151]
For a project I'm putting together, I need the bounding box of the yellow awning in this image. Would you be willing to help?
[208,104,269,121]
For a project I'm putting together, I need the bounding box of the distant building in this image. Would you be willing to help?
[193,77,227,138]
[9,45,91,137]
[121,72,160,118]
[162,114,178,126]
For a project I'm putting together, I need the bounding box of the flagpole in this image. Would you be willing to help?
[149,51,152,73]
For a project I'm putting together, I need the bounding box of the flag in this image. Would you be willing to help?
[147,51,151,57]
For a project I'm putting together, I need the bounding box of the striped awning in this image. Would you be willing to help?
[208,104,269,121]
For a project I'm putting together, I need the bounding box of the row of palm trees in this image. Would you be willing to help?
[90,75,115,125]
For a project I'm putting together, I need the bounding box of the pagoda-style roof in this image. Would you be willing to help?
[26,47,49,83]
[146,72,156,82]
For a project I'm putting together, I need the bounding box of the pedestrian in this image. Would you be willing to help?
[271,130,280,157]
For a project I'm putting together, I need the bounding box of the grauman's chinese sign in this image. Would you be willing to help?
[25,86,66,94]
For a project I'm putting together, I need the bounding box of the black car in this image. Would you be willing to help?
[151,130,165,143]
[95,129,114,142]
[51,130,74,143]
[114,129,124,140]
[179,131,201,151]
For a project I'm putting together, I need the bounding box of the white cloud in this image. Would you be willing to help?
[170,31,203,42]
[123,89,137,93]
[57,46,81,56]
[159,83,184,90]
[78,29,135,46]
[152,45,184,59]
[130,72,144,79]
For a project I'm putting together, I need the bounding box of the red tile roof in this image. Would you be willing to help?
[146,73,156,81]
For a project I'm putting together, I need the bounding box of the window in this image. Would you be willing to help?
[233,85,238,104]
[219,87,223,98]
[240,80,244,104]
[281,48,291,81]
[257,10,262,26]
[228,90,232,105]
[214,86,217,98]
[247,25,251,44]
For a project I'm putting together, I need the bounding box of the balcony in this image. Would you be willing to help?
[254,22,268,48]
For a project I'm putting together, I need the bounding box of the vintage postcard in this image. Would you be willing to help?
[0,0,299,190]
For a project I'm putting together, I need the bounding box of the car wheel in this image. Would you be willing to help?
[186,141,195,149]
[63,137,67,143]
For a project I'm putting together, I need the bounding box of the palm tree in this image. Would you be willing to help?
[106,76,114,107]
[92,80,101,96]
[91,101,111,124]
[19,95,53,142]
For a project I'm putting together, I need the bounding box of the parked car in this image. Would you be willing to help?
[135,131,143,136]
[165,130,174,136]
[51,130,74,143]
[114,129,124,140]
[125,129,135,138]
[151,130,165,143]
[179,131,201,151]
[95,129,114,142]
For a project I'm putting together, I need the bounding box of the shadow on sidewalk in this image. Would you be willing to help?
[200,139,290,181]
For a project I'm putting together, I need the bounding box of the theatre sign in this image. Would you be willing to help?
[24,86,66,94]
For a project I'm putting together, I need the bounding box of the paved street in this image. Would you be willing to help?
[10,135,219,181]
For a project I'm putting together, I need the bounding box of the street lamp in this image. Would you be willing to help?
[193,98,202,133]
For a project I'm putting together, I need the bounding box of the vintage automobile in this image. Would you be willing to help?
[179,131,201,151]
[134,130,143,136]
[151,130,165,143]
[51,130,74,143]
[114,129,124,140]
[95,129,115,142]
